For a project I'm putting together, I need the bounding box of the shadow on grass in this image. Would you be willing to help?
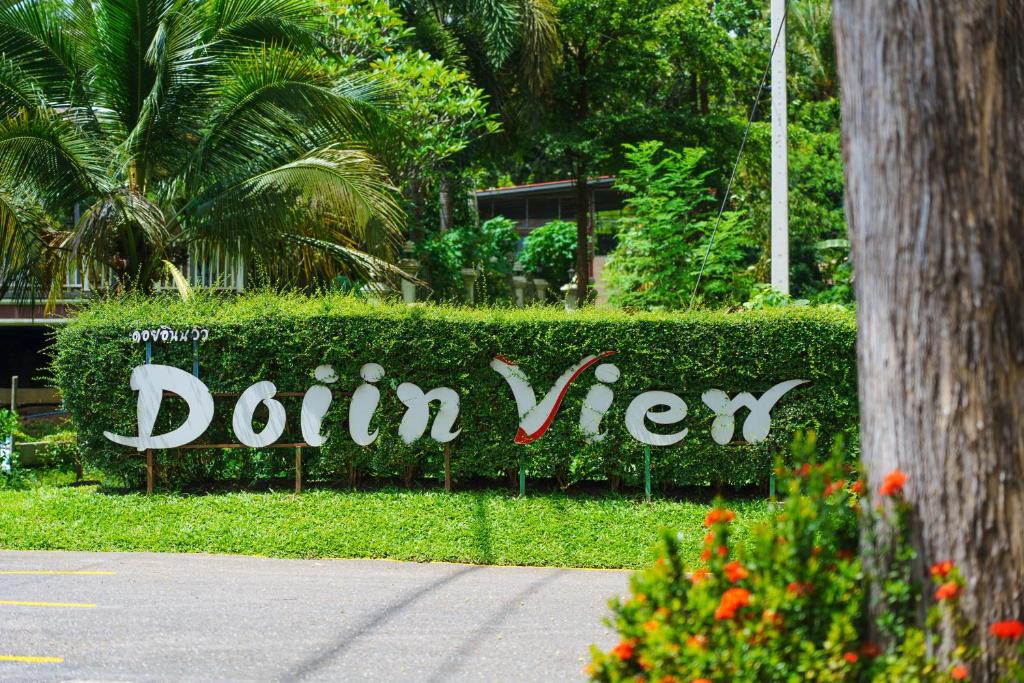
[471,493,494,565]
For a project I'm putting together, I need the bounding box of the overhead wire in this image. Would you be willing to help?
[688,0,790,309]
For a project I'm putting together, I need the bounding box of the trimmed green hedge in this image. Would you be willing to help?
[51,294,858,489]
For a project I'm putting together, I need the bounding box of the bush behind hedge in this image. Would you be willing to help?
[51,294,858,489]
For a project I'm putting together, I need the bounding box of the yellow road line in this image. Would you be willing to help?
[0,655,64,663]
[0,600,96,608]
[0,570,115,575]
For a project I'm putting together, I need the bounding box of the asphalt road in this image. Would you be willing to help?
[0,551,630,682]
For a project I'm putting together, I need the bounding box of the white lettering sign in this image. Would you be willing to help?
[103,357,807,451]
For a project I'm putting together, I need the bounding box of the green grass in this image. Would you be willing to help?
[0,483,772,569]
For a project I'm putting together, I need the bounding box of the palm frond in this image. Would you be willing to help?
[0,110,108,207]
[0,57,46,118]
[285,233,425,287]
[0,182,55,301]
[515,0,560,95]
[189,47,391,183]
[207,0,322,50]
[0,0,88,108]
[189,144,403,247]
[162,259,193,300]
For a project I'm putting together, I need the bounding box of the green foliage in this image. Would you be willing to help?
[588,437,1023,681]
[0,480,771,569]
[52,293,857,490]
[0,408,25,488]
[0,0,406,301]
[323,0,501,190]
[416,217,520,302]
[742,285,811,310]
[605,142,755,310]
[519,220,577,292]
[0,408,16,441]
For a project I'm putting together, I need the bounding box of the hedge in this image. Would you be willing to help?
[50,294,858,489]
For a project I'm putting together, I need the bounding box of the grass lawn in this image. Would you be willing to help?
[0,476,772,569]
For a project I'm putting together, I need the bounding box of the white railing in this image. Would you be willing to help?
[59,247,245,296]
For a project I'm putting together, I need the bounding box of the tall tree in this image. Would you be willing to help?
[0,0,404,302]
[834,1,1024,677]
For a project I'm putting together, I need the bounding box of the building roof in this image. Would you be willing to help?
[474,176,617,200]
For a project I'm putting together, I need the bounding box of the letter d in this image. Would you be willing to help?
[104,364,214,451]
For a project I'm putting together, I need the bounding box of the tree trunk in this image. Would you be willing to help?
[439,177,453,232]
[574,170,589,307]
[834,1,1024,677]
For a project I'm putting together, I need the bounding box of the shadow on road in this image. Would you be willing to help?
[284,564,482,682]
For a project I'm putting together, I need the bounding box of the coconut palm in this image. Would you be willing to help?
[0,0,406,302]
[397,0,560,110]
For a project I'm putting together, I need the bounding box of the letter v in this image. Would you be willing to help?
[490,352,615,444]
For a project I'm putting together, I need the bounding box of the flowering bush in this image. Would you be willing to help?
[587,435,1024,682]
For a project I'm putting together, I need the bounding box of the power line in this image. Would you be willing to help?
[688,0,790,309]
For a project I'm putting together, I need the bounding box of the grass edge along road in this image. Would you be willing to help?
[0,486,771,569]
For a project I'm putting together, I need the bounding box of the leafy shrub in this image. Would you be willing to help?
[40,431,83,476]
[51,293,857,489]
[605,142,756,311]
[587,436,1024,681]
[0,409,16,442]
[0,409,25,488]
[519,220,577,292]
[417,217,520,303]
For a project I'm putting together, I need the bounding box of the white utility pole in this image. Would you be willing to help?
[770,0,789,294]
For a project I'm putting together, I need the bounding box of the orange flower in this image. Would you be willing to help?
[704,532,715,545]
[787,581,812,596]
[724,561,748,583]
[611,638,636,660]
[700,548,711,562]
[686,634,708,650]
[879,469,908,496]
[951,664,968,680]
[824,480,845,497]
[990,620,1024,640]
[762,609,783,626]
[930,561,954,579]
[690,568,710,584]
[935,581,961,601]
[843,652,859,664]
[704,508,735,527]
[714,587,751,620]
[691,679,711,683]
[859,642,881,658]
[850,480,864,494]
[656,607,670,618]
[659,677,677,683]
[717,545,729,558]
[643,620,660,633]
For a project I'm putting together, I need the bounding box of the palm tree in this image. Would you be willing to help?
[397,0,561,103]
[0,0,406,303]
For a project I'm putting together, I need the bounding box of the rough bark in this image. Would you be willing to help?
[833,1,1024,677]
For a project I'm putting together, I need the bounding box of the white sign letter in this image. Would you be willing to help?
[104,364,214,451]
[580,364,619,443]
[350,363,384,446]
[396,384,461,444]
[701,379,808,444]
[491,352,614,444]
[301,365,338,447]
[625,391,688,446]
[232,381,286,447]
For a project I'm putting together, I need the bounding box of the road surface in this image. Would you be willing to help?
[0,551,630,682]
